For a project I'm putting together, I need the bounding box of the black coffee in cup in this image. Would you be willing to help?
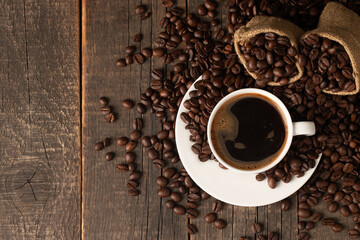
[211,93,287,170]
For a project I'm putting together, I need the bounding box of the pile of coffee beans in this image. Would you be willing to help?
[300,34,356,93]
[240,33,299,86]
[95,0,360,239]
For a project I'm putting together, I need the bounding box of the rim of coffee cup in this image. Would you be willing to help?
[207,88,294,174]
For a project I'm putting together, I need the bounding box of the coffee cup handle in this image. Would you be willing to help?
[293,121,316,136]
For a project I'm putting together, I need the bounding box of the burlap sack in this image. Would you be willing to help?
[234,16,305,86]
[300,2,360,95]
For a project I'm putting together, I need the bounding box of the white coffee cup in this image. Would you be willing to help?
[207,88,316,174]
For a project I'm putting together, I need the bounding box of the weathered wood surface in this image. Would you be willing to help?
[0,0,354,239]
[0,0,80,239]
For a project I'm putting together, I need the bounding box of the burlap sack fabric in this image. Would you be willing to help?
[234,2,360,95]
[234,16,305,86]
[300,2,360,95]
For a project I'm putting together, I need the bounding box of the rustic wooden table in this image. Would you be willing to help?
[0,0,354,239]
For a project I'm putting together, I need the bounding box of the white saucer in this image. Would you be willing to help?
[175,77,321,207]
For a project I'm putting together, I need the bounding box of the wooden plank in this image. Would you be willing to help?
[281,195,298,239]
[0,0,80,239]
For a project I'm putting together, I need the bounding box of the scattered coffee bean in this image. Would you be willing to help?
[173,205,185,215]
[94,142,104,151]
[212,200,222,212]
[129,189,140,196]
[116,58,126,67]
[158,187,171,198]
[132,33,143,42]
[129,130,141,141]
[136,103,147,114]
[125,152,135,163]
[156,176,168,187]
[331,223,344,233]
[99,97,109,107]
[122,99,134,109]
[187,223,198,234]
[135,5,146,15]
[186,208,199,219]
[116,163,129,172]
[116,137,128,146]
[251,222,262,233]
[204,212,217,223]
[129,171,141,181]
[214,219,227,229]
[281,198,290,211]
[125,141,137,152]
[105,152,114,161]
[103,138,111,147]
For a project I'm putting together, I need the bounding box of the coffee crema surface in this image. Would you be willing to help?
[211,93,288,170]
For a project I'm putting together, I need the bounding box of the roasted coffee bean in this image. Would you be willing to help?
[156,176,168,187]
[349,229,359,239]
[129,171,141,181]
[327,201,339,213]
[99,97,109,107]
[105,113,115,123]
[158,187,171,198]
[147,148,159,160]
[186,208,199,219]
[298,209,311,218]
[125,45,136,55]
[132,33,143,42]
[130,130,141,141]
[141,136,151,148]
[103,138,111,147]
[204,212,217,223]
[116,163,129,172]
[251,223,261,233]
[268,177,276,189]
[187,223,198,235]
[212,200,222,212]
[331,223,344,233]
[214,219,227,229]
[94,142,104,151]
[163,167,177,179]
[204,0,217,10]
[268,232,279,240]
[141,48,152,58]
[125,141,137,152]
[165,199,176,209]
[122,99,134,109]
[322,218,336,226]
[133,53,145,64]
[136,103,147,114]
[101,106,111,115]
[135,5,146,15]
[128,162,136,171]
[162,0,174,8]
[310,212,322,222]
[305,221,315,230]
[153,48,166,57]
[297,232,309,240]
[116,137,128,146]
[298,221,306,230]
[127,180,138,189]
[170,192,182,203]
[141,12,150,20]
[201,190,210,200]
[173,205,185,215]
[129,189,140,196]
[116,58,126,67]
[281,198,290,211]
[105,152,114,161]
[132,118,143,130]
[256,173,266,181]
[257,235,266,240]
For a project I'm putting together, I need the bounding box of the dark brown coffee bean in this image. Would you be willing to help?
[257,235,266,240]
[132,33,143,42]
[103,138,111,147]
[128,162,136,171]
[129,189,140,196]
[94,142,104,151]
[305,221,315,230]
[310,212,322,222]
[331,223,344,233]
[136,103,147,114]
[322,218,335,226]
[125,45,136,55]
[158,187,171,198]
[186,208,199,219]
[133,53,145,64]
[268,177,276,189]
[297,232,309,240]
[204,212,217,223]
[129,130,141,141]
[129,171,141,181]
[153,48,166,57]
[122,99,134,109]
[116,163,129,172]
[141,136,151,148]
[156,176,168,187]
[165,199,176,209]
[99,97,109,107]
[298,221,306,230]
[251,222,261,233]
[105,113,115,123]
[135,5,146,15]
[327,201,339,213]
[147,148,159,160]
[201,190,210,200]
[164,167,177,179]
[298,209,311,218]
[141,48,152,58]
[340,205,351,217]
[204,0,217,10]
[212,200,222,212]
[116,58,126,67]
[349,229,359,239]
[105,152,114,161]
[170,192,182,203]
[127,180,138,189]
[214,219,227,229]
[116,137,128,146]
[101,106,111,115]
[187,223,198,234]
[125,141,137,152]
[173,205,185,215]
[281,198,290,211]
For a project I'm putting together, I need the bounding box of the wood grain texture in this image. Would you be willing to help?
[0,0,80,239]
